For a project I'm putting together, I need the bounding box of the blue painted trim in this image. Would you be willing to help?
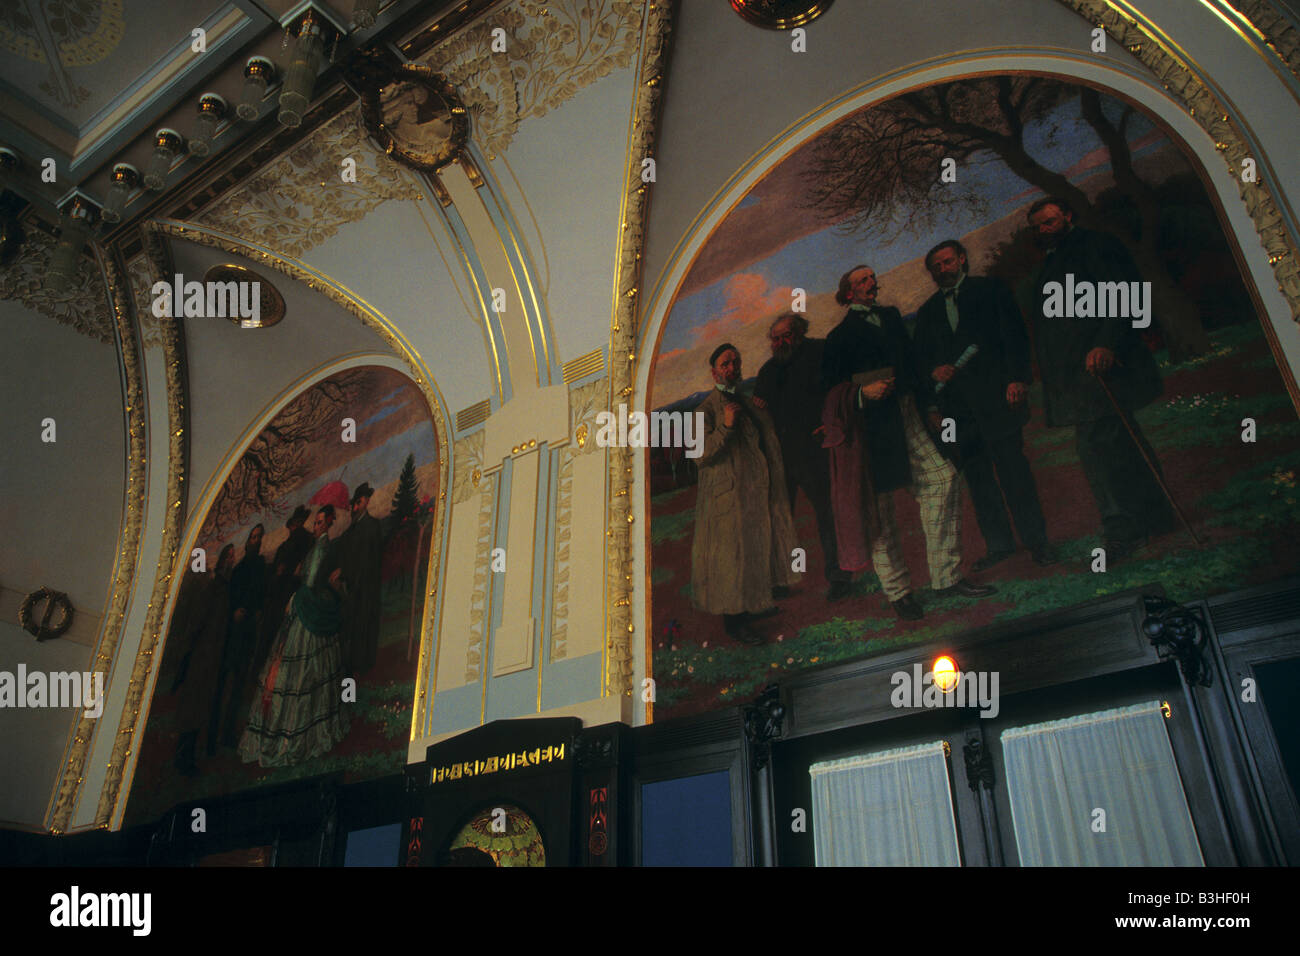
[465,141,562,388]
[421,406,457,739]
[484,669,535,722]
[538,444,560,708]
[481,457,511,721]
[427,683,482,737]
[69,9,266,176]
[428,186,513,405]
[542,652,603,712]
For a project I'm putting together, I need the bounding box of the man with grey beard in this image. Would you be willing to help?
[755,313,852,601]
[1027,197,1170,559]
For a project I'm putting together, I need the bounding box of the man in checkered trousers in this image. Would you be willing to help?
[821,264,996,620]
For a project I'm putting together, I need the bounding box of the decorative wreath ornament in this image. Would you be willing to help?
[357,58,470,174]
[19,586,74,641]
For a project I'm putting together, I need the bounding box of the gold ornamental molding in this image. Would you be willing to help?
[448,428,490,683]
[0,0,124,108]
[466,474,495,684]
[0,226,116,343]
[552,447,574,663]
[90,228,189,828]
[729,0,833,30]
[1055,0,1300,319]
[569,377,608,456]
[417,0,644,159]
[1224,1,1300,91]
[452,429,487,504]
[0,0,124,67]
[123,254,166,348]
[195,110,422,260]
[608,0,674,703]
[552,376,609,664]
[47,245,147,834]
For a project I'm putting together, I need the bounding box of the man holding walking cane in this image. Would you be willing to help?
[1026,197,1182,562]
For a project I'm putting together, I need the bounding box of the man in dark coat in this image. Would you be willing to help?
[822,265,994,620]
[754,312,852,601]
[1026,197,1172,558]
[691,343,798,644]
[215,523,266,748]
[172,544,236,774]
[254,505,315,679]
[913,240,1053,572]
[334,482,385,675]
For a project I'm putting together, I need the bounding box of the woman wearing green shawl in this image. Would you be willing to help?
[239,505,350,767]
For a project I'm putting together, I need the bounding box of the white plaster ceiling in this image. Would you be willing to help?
[168,234,397,515]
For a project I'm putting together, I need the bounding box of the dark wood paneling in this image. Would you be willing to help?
[784,588,1159,740]
[630,709,749,866]
[1216,629,1300,863]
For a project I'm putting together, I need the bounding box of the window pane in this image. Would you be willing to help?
[641,771,732,866]
[1001,700,1203,866]
[810,741,960,866]
[343,823,402,867]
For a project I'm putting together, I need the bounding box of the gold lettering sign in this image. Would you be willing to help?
[427,742,568,785]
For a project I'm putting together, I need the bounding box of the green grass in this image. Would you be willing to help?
[1155,322,1261,372]
[1138,393,1294,445]
[651,486,692,509]
[1198,454,1300,531]
[651,508,696,545]
[1033,392,1294,467]
[656,496,1293,711]
[354,679,416,742]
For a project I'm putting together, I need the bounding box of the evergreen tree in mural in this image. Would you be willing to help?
[392,453,419,526]
[804,77,1209,358]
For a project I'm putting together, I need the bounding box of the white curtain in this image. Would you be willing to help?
[810,740,960,866]
[1001,700,1203,866]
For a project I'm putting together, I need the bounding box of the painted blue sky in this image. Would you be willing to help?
[658,92,1173,358]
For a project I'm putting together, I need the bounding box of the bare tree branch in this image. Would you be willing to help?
[203,369,369,538]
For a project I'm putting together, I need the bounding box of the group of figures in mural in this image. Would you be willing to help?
[693,197,1171,642]
[126,366,438,823]
[167,483,384,773]
[650,76,1300,717]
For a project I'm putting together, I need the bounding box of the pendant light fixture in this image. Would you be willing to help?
[237,57,276,121]
[278,10,327,128]
[188,93,227,157]
[143,129,184,191]
[100,163,139,224]
[47,193,99,292]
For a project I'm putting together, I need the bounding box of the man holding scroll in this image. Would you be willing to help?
[822,264,994,621]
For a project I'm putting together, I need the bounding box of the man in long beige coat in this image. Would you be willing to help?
[690,343,798,644]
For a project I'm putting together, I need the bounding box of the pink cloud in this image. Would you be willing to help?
[690,272,793,346]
